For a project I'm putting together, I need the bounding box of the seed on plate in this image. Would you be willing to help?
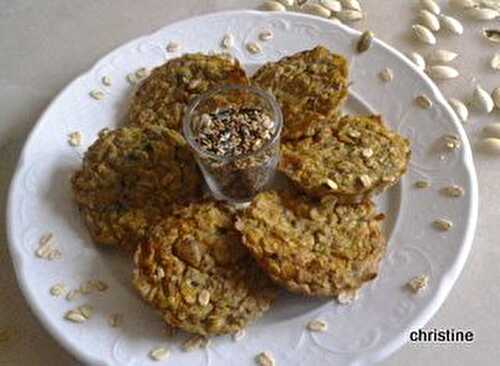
[379,68,394,82]
[88,279,109,292]
[415,180,431,188]
[108,313,124,328]
[477,137,500,154]
[416,95,433,109]
[101,76,112,87]
[492,87,500,108]
[67,131,82,147]
[448,98,469,123]
[418,9,441,32]
[166,41,180,53]
[302,3,332,17]
[256,351,276,366]
[412,24,437,45]
[426,65,459,80]
[89,90,105,100]
[35,233,62,260]
[221,33,234,49]
[420,0,441,14]
[135,67,149,80]
[260,0,287,11]
[259,30,274,42]
[356,31,374,53]
[246,42,263,54]
[472,85,494,113]
[337,9,364,22]
[433,218,453,231]
[198,289,211,306]
[78,304,93,319]
[232,329,246,342]
[439,15,464,35]
[307,319,328,332]
[448,0,477,9]
[149,346,170,361]
[64,309,87,323]
[465,7,499,20]
[182,335,208,352]
[407,274,429,293]
[427,49,458,64]
[65,289,81,301]
[320,0,342,12]
[441,185,465,197]
[407,52,426,70]
[483,29,500,43]
[443,134,461,150]
[340,0,361,11]
[50,283,66,297]
[337,288,360,304]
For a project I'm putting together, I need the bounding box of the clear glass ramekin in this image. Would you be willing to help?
[183,84,283,203]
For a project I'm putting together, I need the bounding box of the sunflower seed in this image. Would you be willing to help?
[412,24,437,45]
[441,185,465,197]
[330,16,342,25]
[89,90,105,100]
[50,283,66,297]
[492,87,500,108]
[433,218,453,231]
[407,52,426,70]
[108,313,124,328]
[336,289,360,304]
[415,180,431,188]
[259,30,273,42]
[478,137,500,154]
[320,0,342,12]
[67,131,82,147]
[420,0,441,14]
[427,49,458,63]
[166,41,180,53]
[407,274,429,293]
[356,31,374,53]
[483,29,500,43]
[418,10,441,32]
[426,65,459,80]
[149,347,170,361]
[307,319,328,332]
[337,9,364,22]
[302,3,332,17]
[465,7,499,20]
[448,0,477,9]
[379,68,394,82]
[101,76,112,87]
[260,0,287,11]
[256,352,275,366]
[340,0,361,11]
[416,95,433,109]
[232,329,246,342]
[448,98,469,123]
[439,15,464,35]
[472,85,494,113]
[246,42,263,54]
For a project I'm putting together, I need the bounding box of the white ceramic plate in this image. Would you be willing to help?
[7,10,478,366]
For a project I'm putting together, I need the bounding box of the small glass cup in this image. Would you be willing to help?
[183,84,283,203]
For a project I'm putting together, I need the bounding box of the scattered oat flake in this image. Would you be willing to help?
[443,134,461,150]
[307,319,328,332]
[35,233,61,261]
[415,180,431,189]
[256,351,275,366]
[337,289,360,304]
[149,346,170,361]
[126,73,137,84]
[221,33,234,49]
[259,30,273,42]
[65,289,81,302]
[102,76,112,86]
[407,274,429,294]
[232,329,246,342]
[89,89,105,100]
[359,174,372,187]
[433,218,453,231]
[50,283,66,297]
[379,68,393,82]
[67,131,82,147]
[108,313,124,328]
[135,67,149,79]
[86,279,109,293]
[64,309,87,323]
[416,95,433,109]
[182,335,208,352]
[78,305,94,319]
[246,42,262,54]
[441,185,465,197]
[166,41,180,53]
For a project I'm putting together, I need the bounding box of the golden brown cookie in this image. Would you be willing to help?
[279,115,411,203]
[236,191,386,297]
[251,46,349,140]
[127,53,249,131]
[71,125,202,251]
[132,201,277,336]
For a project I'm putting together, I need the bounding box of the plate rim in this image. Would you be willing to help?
[5,9,479,366]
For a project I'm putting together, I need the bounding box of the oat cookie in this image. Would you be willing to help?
[71,126,202,250]
[133,201,277,335]
[127,53,249,131]
[280,115,410,202]
[251,46,349,140]
[236,191,386,297]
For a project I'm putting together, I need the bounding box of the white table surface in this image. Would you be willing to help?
[0,1,499,365]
